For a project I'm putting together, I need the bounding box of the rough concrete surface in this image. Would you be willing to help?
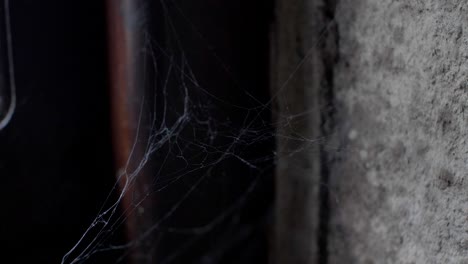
[329,0,468,263]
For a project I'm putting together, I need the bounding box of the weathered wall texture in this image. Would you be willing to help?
[274,0,467,263]
[329,0,468,263]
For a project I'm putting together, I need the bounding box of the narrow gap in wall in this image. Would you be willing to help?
[318,0,338,263]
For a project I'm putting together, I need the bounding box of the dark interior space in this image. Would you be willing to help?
[142,0,275,262]
[0,1,120,263]
[0,0,274,263]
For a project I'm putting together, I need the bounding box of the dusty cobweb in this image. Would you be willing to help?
[60,1,339,263]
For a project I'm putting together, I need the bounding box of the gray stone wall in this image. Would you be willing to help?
[273,0,468,263]
[329,0,468,263]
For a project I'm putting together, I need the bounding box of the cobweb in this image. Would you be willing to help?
[60,1,335,263]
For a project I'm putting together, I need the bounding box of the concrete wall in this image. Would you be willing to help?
[273,0,468,263]
[329,0,468,263]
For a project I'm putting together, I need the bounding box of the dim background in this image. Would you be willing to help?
[0,1,273,263]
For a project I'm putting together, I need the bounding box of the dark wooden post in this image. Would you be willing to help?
[107,0,156,262]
